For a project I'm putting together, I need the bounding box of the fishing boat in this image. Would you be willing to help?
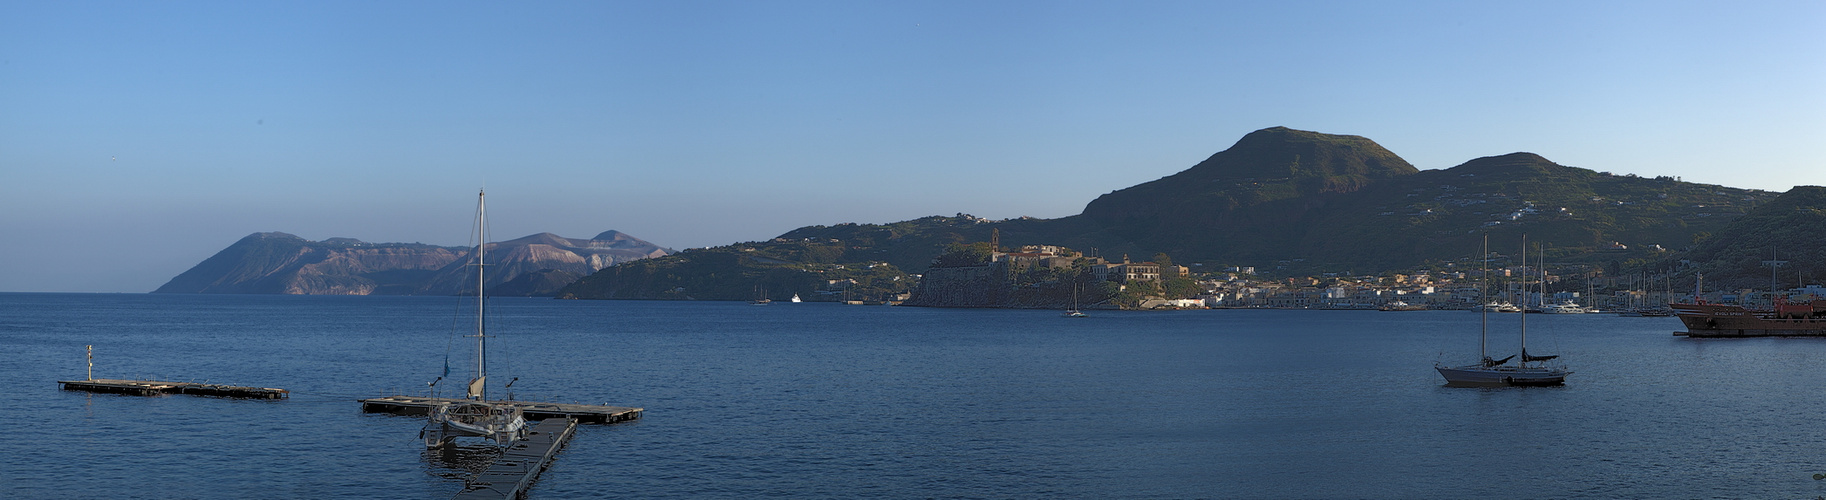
[421,190,529,448]
[1672,299,1826,336]
[1437,234,1570,386]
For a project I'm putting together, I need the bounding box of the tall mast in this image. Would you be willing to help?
[473,189,488,400]
[1539,242,1548,309]
[1520,234,1528,364]
[1479,234,1488,362]
[1771,248,1780,299]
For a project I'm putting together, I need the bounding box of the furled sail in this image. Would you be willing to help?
[1521,349,1558,362]
[1482,355,1514,367]
[467,376,486,399]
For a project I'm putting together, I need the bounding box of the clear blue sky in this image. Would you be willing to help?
[2,1,1821,292]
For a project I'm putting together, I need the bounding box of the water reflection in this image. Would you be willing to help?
[422,441,503,483]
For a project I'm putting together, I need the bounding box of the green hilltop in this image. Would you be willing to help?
[1076,126,1419,262]
[1287,152,1773,274]
[1667,185,1826,292]
[555,237,915,302]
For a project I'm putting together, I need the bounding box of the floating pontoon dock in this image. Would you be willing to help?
[58,378,289,399]
[358,395,642,424]
[451,417,580,500]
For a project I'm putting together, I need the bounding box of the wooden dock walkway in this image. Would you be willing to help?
[59,378,289,399]
[358,395,642,424]
[451,418,579,500]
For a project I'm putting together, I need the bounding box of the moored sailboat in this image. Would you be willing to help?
[421,190,529,448]
[1064,284,1087,317]
[1437,234,1570,386]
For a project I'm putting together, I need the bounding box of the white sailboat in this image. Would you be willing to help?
[1436,234,1571,386]
[421,190,529,448]
[790,294,802,303]
[1063,284,1087,317]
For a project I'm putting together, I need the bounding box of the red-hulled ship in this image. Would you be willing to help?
[1672,299,1826,337]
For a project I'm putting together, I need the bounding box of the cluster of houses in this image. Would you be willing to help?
[967,241,1821,311]
[990,245,1190,283]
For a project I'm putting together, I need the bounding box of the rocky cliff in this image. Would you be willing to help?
[416,231,672,296]
[155,230,670,296]
[902,264,1011,307]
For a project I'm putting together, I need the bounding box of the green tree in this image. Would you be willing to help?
[1152,252,1173,268]
[931,242,993,268]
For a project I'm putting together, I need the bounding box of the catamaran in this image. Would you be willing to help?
[421,190,529,448]
[1436,234,1571,386]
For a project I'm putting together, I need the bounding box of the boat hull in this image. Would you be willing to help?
[1672,301,1826,337]
[1436,365,1569,386]
[421,402,529,447]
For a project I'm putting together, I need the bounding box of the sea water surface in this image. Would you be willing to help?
[3,293,1825,498]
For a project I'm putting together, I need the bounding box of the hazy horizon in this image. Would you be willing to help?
[4,1,1822,292]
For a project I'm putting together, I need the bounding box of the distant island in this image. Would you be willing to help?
[155,230,670,296]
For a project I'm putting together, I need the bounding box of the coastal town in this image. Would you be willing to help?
[908,239,1825,313]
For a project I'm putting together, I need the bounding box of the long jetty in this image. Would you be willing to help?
[451,418,580,500]
[358,395,642,424]
[59,378,289,399]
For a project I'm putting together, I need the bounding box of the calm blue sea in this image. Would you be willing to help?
[3,293,1825,499]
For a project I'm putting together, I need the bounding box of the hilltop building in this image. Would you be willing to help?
[1090,254,1188,283]
[991,245,1077,271]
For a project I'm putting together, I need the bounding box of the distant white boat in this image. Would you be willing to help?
[1478,302,1522,313]
[1379,300,1425,311]
[1540,300,1586,314]
[790,294,802,303]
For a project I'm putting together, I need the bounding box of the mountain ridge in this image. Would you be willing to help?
[155,230,670,296]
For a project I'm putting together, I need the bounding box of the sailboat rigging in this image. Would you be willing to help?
[1064,284,1087,317]
[421,190,529,448]
[1436,234,1571,386]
